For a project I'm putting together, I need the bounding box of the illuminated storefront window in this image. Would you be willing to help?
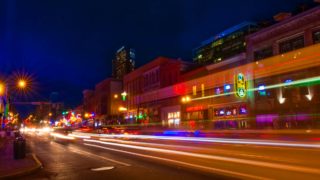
[168,112,180,127]
[239,105,247,115]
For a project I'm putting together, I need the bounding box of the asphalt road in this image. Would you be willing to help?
[21,132,320,179]
[21,134,229,180]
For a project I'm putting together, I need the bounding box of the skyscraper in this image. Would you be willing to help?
[112,46,135,79]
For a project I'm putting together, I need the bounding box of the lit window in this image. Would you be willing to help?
[192,86,197,96]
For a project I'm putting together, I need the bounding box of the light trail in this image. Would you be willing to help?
[72,132,320,148]
[192,75,320,101]
[68,133,91,139]
[84,139,320,175]
[50,132,75,140]
[84,142,268,180]
[67,146,130,166]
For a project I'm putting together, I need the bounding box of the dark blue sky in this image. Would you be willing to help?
[0,0,314,107]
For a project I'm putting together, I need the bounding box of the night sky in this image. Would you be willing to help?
[0,0,314,108]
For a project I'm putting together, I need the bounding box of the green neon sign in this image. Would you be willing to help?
[235,73,246,97]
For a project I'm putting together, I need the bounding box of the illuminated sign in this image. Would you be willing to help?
[258,84,266,96]
[235,73,247,97]
[186,106,204,112]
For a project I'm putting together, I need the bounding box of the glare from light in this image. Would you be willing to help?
[0,83,5,96]
[306,86,313,101]
[258,85,265,91]
[18,79,27,89]
[50,132,75,140]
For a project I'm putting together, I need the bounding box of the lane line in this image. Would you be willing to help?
[84,139,320,175]
[84,143,269,180]
[68,146,131,166]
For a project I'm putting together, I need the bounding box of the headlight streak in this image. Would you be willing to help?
[50,132,75,140]
[83,142,267,180]
[84,139,320,176]
[71,132,320,149]
[68,134,91,139]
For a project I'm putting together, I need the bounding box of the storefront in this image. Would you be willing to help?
[212,104,249,129]
[161,105,181,128]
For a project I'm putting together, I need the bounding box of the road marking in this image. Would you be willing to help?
[84,139,320,175]
[91,166,114,171]
[84,143,269,180]
[67,146,131,166]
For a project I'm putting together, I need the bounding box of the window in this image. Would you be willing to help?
[254,46,273,61]
[279,36,304,54]
[313,30,320,44]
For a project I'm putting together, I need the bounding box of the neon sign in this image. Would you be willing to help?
[235,73,246,97]
[186,106,204,112]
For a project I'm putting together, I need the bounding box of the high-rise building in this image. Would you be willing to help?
[112,46,135,79]
[193,21,259,65]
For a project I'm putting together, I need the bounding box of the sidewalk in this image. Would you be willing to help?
[0,134,42,179]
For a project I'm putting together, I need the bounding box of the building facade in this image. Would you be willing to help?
[82,78,123,125]
[123,57,193,126]
[193,21,259,65]
[246,6,320,129]
[112,46,135,80]
[122,5,320,130]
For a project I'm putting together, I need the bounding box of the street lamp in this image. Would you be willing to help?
[0,83,5,96]
[0,77,30,129]
[181,96,191,103]
[17,80,27,89]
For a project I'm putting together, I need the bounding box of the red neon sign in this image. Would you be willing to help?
[186,106,204,112]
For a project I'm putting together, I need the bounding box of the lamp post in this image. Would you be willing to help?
[0,78,29,129]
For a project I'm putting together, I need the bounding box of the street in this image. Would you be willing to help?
[21,134,227,180]
[20,132,320,179]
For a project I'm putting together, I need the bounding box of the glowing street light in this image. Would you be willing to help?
[0,83,5,96]
[121,91,127,101]
[17,79,27,89]
[118,106,127,111]
[181,96,191,103]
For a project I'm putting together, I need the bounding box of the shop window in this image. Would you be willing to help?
[226,108,232,116]
[214,108,225,116]
[313,30,320,44]
[215,87,224,95]
[254,46,273,61]
[239,105,247,115]
[224,84,231,94]
[279,36,304,54]
[192,86,197,96]
[258,84,266,96]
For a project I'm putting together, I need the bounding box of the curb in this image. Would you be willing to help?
[0,153,43,179]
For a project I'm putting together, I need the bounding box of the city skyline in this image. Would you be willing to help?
[0,0,314,107]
